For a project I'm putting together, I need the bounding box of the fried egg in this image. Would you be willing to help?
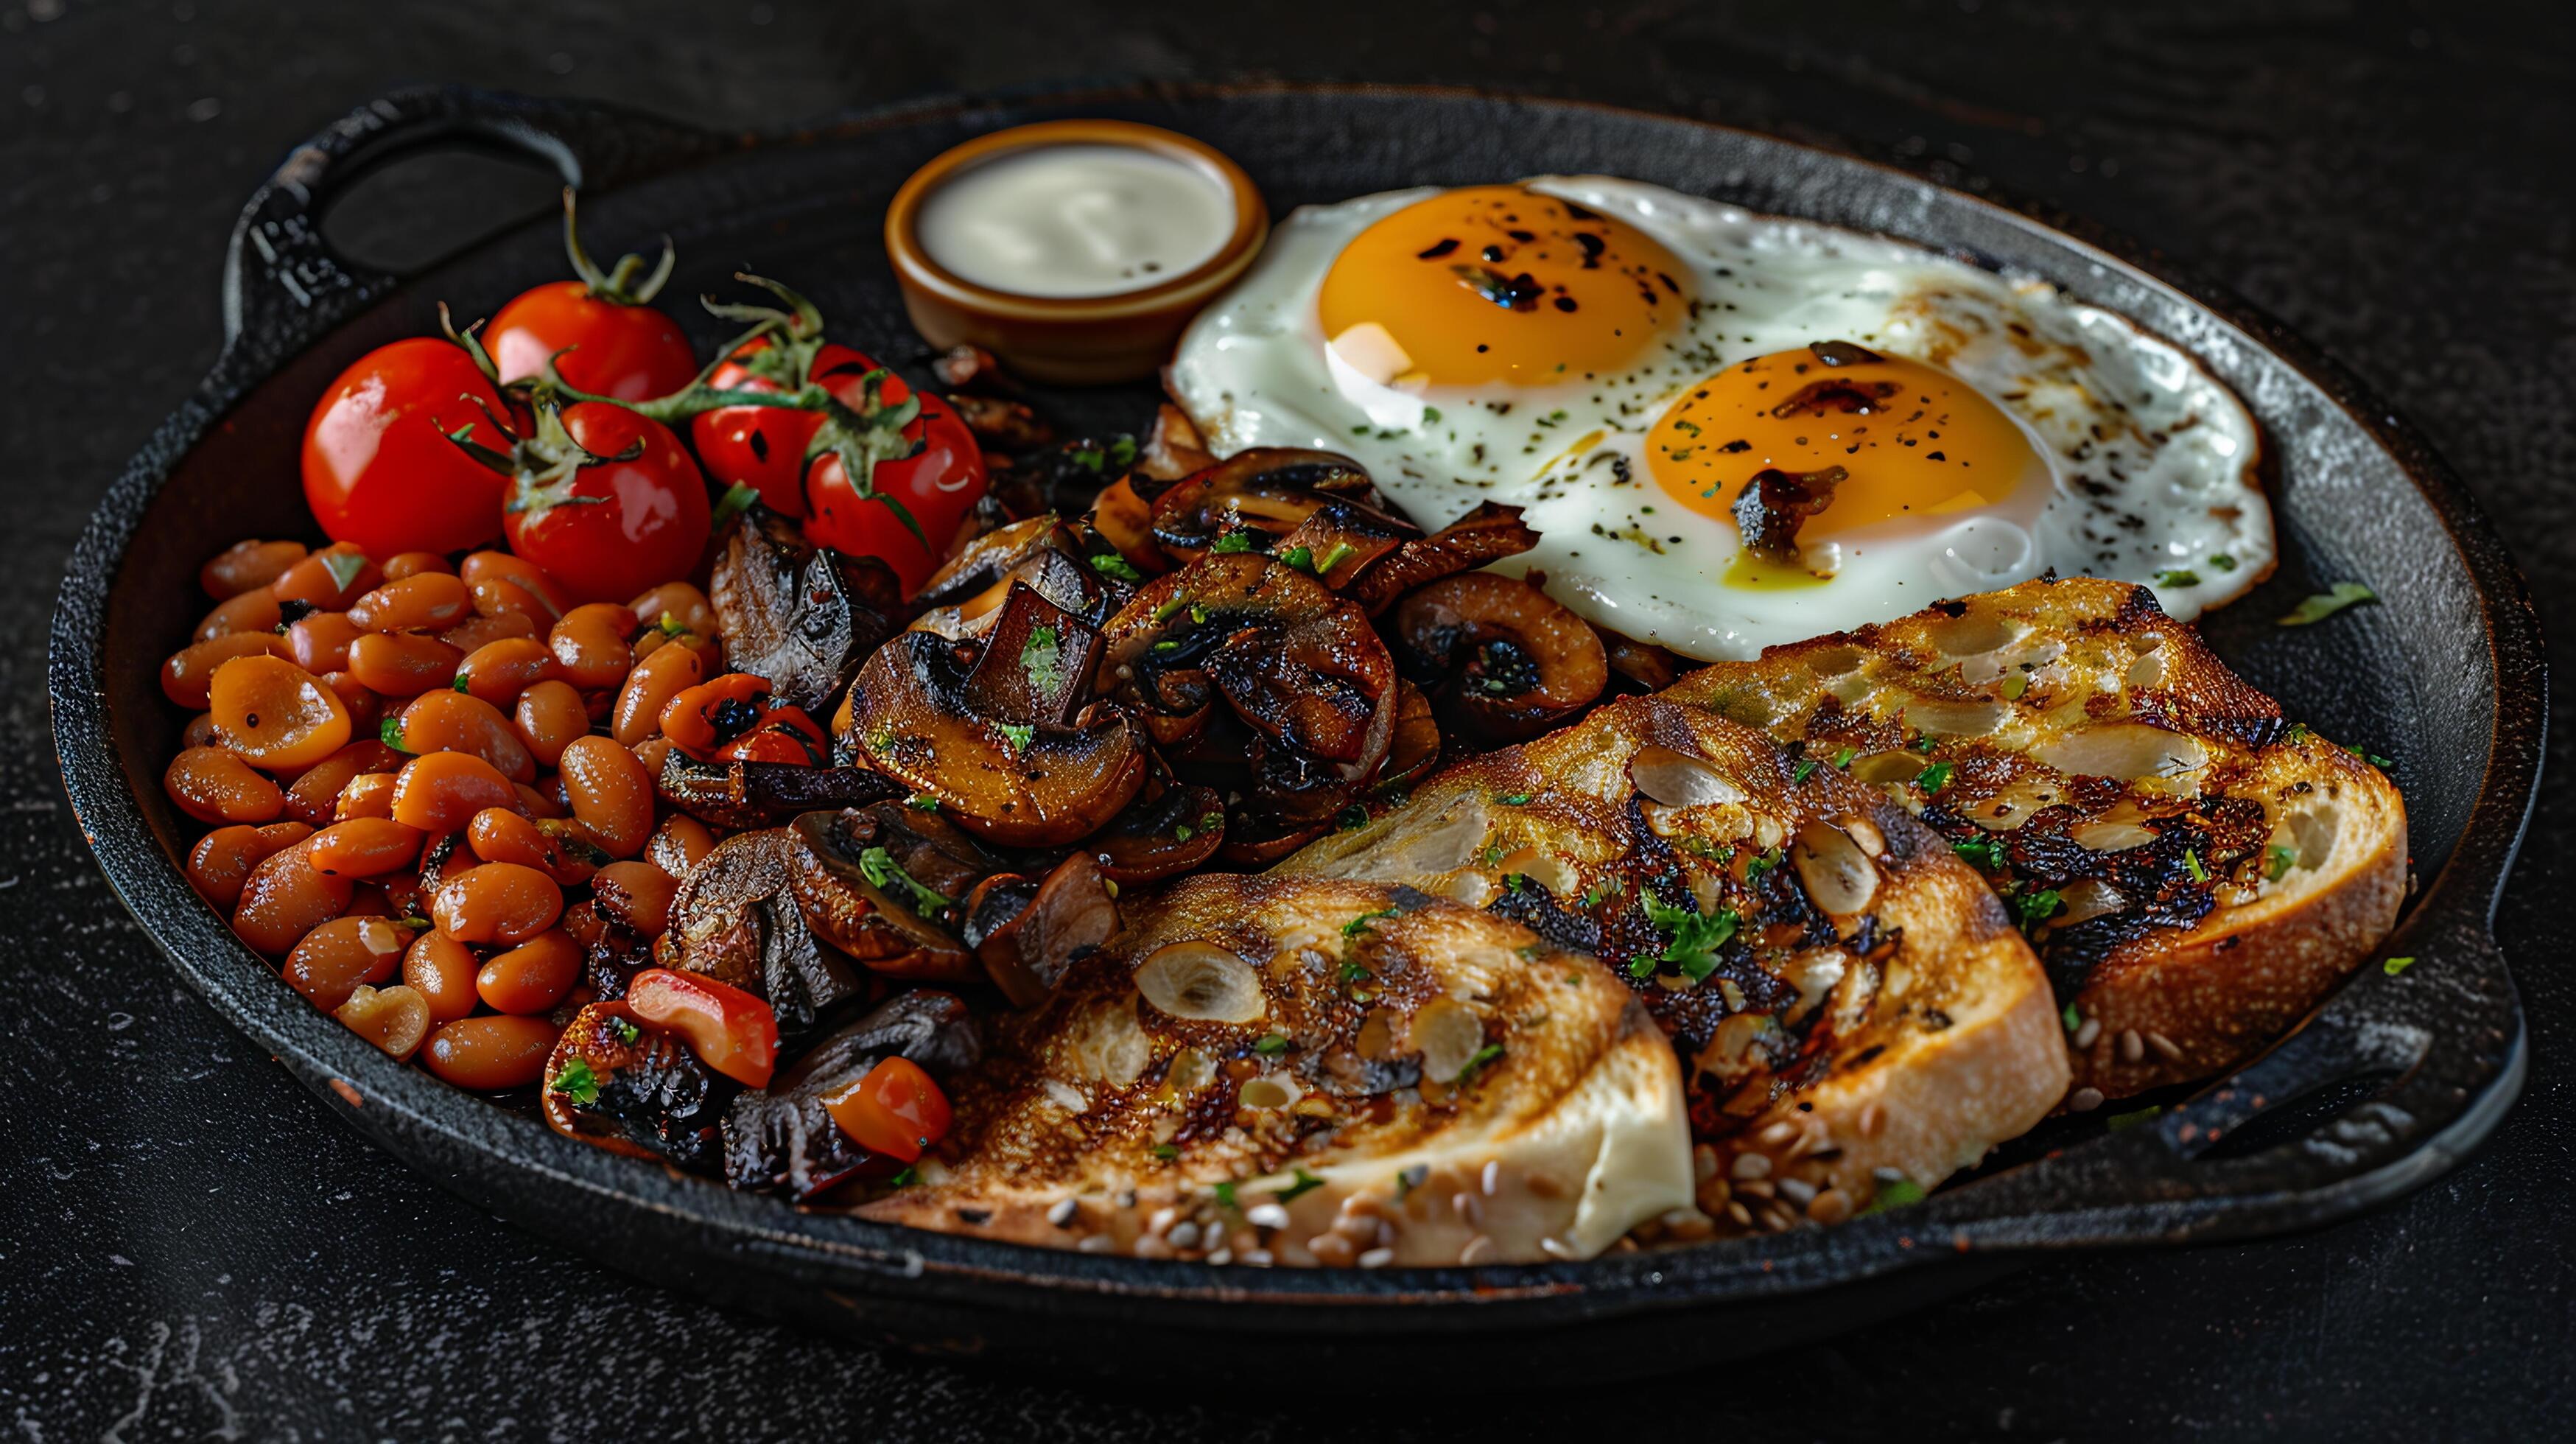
[1168,177,2271,660]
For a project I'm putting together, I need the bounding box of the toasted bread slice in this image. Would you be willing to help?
[1284,695,2068,1230]
[861,874,1692,1266]
[1664,575,2407,1098]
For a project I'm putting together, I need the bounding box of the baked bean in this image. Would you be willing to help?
[429,861,562,944]
[336,771,399,821]
[402,931,484,1023]
[186,821,313,908]
[476,929,581,1014]
[513,781,567,819]
[390,751,520,833]
[161,633,285,709]
[628,581,715,638]
[395,690,536,781]
[322,671,384,736]
[347,880,394,920]
[350,572,471,632]
[440,609,539,653]
[281,740,402,827]
[269,542,381,610]
[335,983,432,1061]
[195,588,283,642]
[284,611,364,673]
[461,551,573,613]
[469,577,561,628]
[208,654,351,771]
[453,636,561,707]
[380,550,455,582]
[305,818,427,878]
[612,641,702,746]
[558,736,653,858]
[467,807,595,886]
[421,1015,561,1090]
[348,632,465,696]
[549,603,639,690]
[181,711,222,749]
[631,735,674,781]
[645,813,715,877]
[233,842,353,956]
[281,915,410,1009]
[164,746,285,824]
[201,539,307,600]
[591,861,678,937]
[512,680,590,768]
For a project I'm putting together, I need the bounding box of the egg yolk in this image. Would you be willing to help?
[1316,186,1692,389]
[1649,344,2049,545]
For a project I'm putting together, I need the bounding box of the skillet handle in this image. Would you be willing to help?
[220,85,731,371]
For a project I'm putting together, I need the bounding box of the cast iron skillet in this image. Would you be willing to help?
[49,84,2543,1378]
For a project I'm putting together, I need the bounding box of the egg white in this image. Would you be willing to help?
[1167,176,2272,660]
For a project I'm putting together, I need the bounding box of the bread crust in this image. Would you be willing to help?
[1666,575,2408,1099]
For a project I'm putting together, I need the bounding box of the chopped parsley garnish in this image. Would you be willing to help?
[549,1059,601,1106]
[2012,888,2063,928]
[1019,625,1061,693]
[1088,551,1144,582]
[2154,568,2201,588]
[997,721,1035,753]
[1626,955,1655,978]
[611,1017,640,1045]
[1860,1178,1926,1214]
[1275,1168,1325,1203]
[1344,908,1397,938]
[319,549,370,593]
[1953,835,2005,871]
[1744,847,1782,880]
[1580,879,1623,908]
[2285,722,2313,745]
[1212,1180,1240,1210]
[1792,758,1818,784]
[1915,735,1938,753]
[1421,407,1443,424]
[1643,896,1741,983]
[2062,1003,2082,1034]
[1453,1043,1506,1086]
[2181,848,2208,883]
[1915,760,1955,794]
[1278,544,1316,572]
[1210,530,1257,554]
[907,793,941,813]
[2383,955,2417,977]
[2346,743,2396,769]
[2278,581,2378,626]
[1152,1143,1180,1160]
[1501,872,1526,892]
[2105,1105,2163,1132]
[1253,1034,1289,1056]
[857,845,951,914]
[1479,844,1504,866]
[1338,961,1372,984]
[2209,553,2238,572]
[2265,844,2298,881]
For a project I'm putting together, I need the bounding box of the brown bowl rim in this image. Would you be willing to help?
[882,117,1271,322]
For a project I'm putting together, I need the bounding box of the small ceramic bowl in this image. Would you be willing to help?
[884,119,1268,386]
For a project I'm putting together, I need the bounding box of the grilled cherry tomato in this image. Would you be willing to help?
[486,191,698,401]
[301,337,516,555]
[688,319,984,594]
[493,402,712,606]
[624,967,779,1087]
[824,1056,952,1163]
[712,703,829,765]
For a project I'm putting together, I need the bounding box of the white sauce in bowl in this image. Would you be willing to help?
[915,143,1236,299]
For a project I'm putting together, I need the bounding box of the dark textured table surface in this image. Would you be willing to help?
[5,2,2570,1438]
